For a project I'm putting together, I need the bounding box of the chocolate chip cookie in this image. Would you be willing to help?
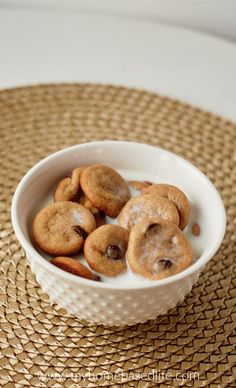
[127,219,193,280]
[118,192,179,230]
[143,184,190,229]
[33,201,96,255]
[84,224,129,276]
[54,167,83,202]
[80,164,130,217]
[79,191,99,214]
[128,180,151,191]
[51,256,100,281]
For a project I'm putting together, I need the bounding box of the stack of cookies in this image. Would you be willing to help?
[32,164,194,282]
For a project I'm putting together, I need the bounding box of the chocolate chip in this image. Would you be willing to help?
[66,171,73,178]
[146,223,161,233]
[72,225,88,239]
[158,258,172,269]
[105,245,122,260]
[148,223,158,230]
[144,223,161,238]
[192,223,201,236]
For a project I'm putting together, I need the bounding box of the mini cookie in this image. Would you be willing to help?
[32,202,96,255]
[84,224,129,276]
[79,191,99,214]
[51,256,100,281]
[54,167,83,202]
[79,192,106,226]
[143,184,190,229]
[118,192,179,231]
[127,219,193,280]
[129,180,151,191]
[80,164,130,218]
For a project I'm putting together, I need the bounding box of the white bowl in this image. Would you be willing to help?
[11,141,226,326]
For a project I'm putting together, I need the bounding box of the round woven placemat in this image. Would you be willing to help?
[0,84,235,387]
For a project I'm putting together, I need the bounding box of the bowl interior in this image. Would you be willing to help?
[12,141,226,288]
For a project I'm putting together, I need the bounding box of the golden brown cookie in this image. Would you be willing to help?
[79,191,99,214]
[84,224,129,277]
[118,192,179,231]
[51,256,100,281]
[127,219,193,280]
[54,167,83,202]
[80,164,130,218]
[79,192,106,227]
[32,202,96,255]
[128,180,151,191]
[143,184,190,229]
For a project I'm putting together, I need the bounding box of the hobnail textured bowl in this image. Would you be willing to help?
[11,141,226,326]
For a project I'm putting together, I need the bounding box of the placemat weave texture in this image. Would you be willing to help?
[0,84,235,387]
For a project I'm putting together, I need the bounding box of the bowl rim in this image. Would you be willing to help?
[11,141,226,290]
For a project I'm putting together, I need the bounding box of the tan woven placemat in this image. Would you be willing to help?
[0,84,235,387]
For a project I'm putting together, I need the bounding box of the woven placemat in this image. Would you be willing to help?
[0,84,235,387]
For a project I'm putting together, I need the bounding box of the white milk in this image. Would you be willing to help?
[32,168,204,285]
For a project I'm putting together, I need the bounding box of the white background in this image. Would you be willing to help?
[2,0,236,42]
[0,0,236,121]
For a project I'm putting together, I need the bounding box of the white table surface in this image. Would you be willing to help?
[1,8,236,122]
